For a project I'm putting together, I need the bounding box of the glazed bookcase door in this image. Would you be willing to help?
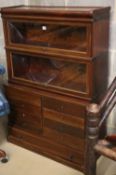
[8,52,90,97]
[6,20,91,57]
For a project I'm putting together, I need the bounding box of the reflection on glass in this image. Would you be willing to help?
[9,22,87,52]
[12,54,87,93]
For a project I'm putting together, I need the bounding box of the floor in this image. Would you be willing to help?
[0,117,116,175]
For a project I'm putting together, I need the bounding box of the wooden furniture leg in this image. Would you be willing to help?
[85,104,100,175]
[85,76,116,175]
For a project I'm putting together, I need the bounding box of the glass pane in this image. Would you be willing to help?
[12,53,87,93]
[9,22,88,53]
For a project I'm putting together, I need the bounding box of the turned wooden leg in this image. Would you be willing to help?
[84,138,97,175]
[0,149,8,163]
[84,104,100,175]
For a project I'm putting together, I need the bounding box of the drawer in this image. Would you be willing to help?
[43,108,84,129]
[9,109,42,134]
[5,86,41,107]
[9,127,84,168]
[43,96,86,118]
[43,96,86,151]
[9,105,41,124]
[44,118,84,138]
[10,100,41,116]
[8,94,42,134]
[43,116,85,151]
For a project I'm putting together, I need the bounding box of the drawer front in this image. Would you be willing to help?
[10,100,41,117]
[5,86,42,134]
[43,121,85,152]
[9,114,42,134]
[9,127,84,169]
[9,102,42,134]
[42,96,86,151]
[5,86,41,107]
[9,102,41,123]
[43,96,86,117]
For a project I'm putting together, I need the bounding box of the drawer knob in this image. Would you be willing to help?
[58,126,64,132]
[22,122,27,127]
[69,154,74,161]
[22,113,26,117]
[61,105,64,111]
[17,135,23,141]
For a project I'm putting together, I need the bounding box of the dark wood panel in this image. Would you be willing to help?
[10,100,41,116]
[92,19,110,57]
[44,118,84,138]
[5,85,41,106]
[9,108,42,125]
[93,53,109,102]
[43,96,86,117]
[43,108,84,129]
[5,86,43,134]
[9,107,42,134]
[43,127,85,151]
[9,121,42,135]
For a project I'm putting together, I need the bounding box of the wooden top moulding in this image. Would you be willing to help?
[0,5,110,21]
